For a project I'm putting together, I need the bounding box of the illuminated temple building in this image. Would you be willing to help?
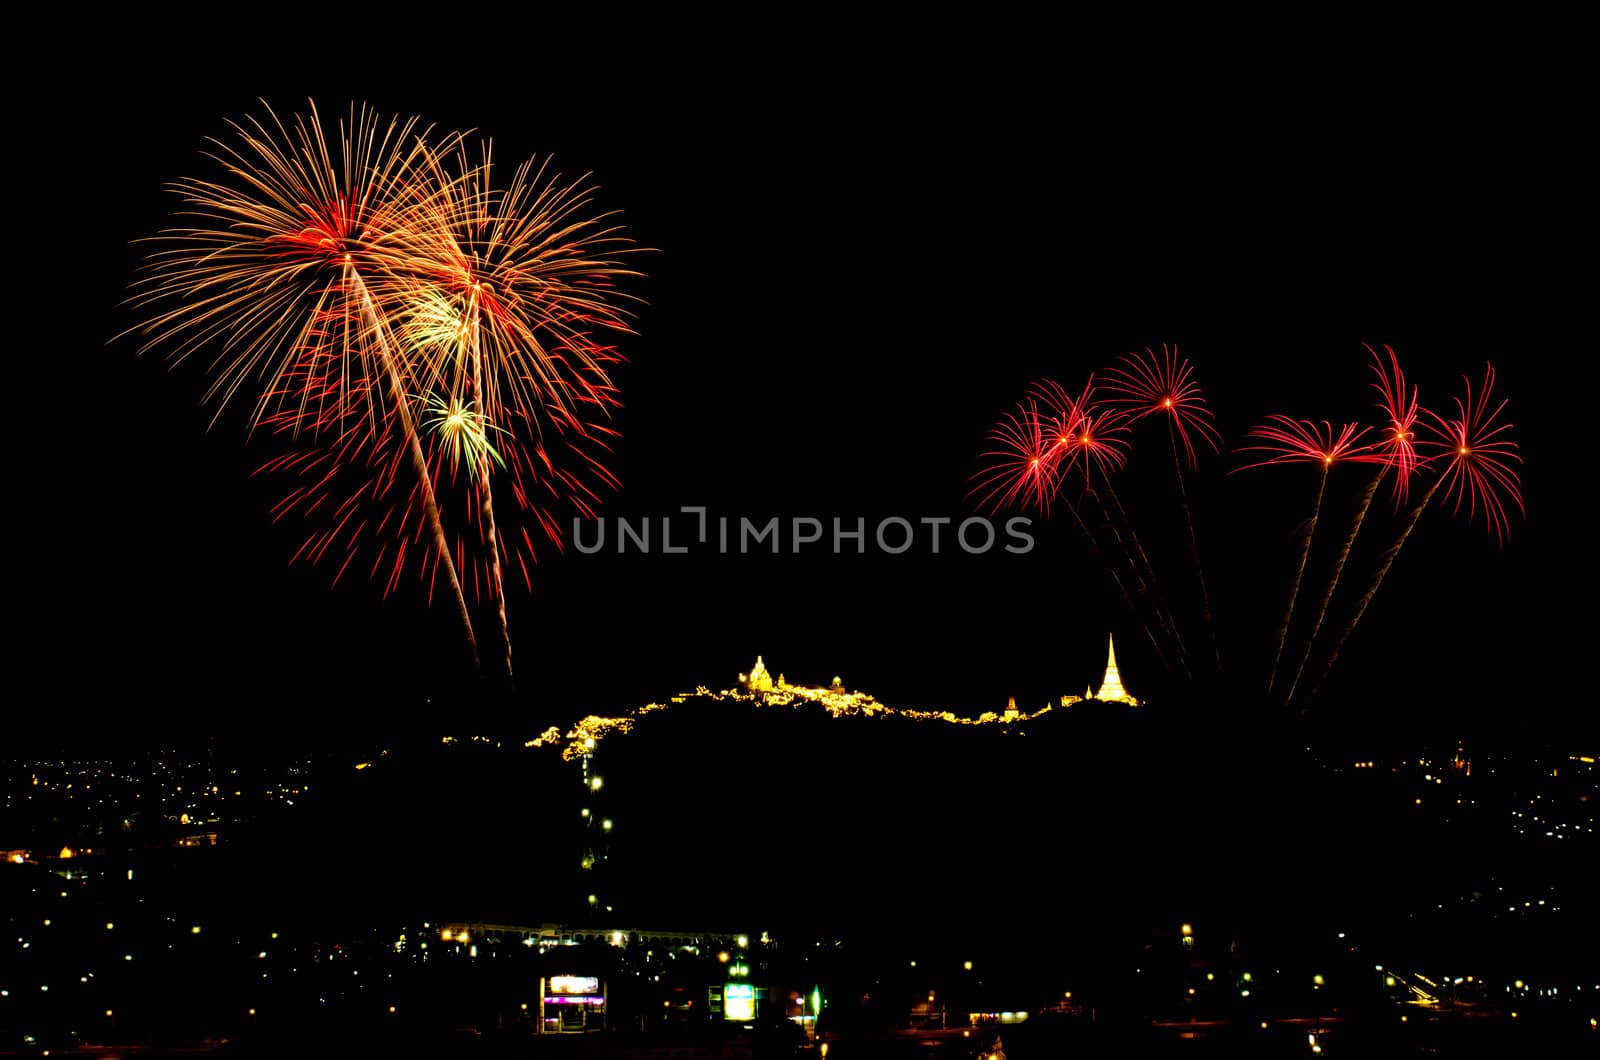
[1060,635,1140,708]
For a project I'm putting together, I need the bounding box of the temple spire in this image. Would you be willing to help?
[1093,634,1138,706]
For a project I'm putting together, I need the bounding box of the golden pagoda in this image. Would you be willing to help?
[1087,635,1139,706]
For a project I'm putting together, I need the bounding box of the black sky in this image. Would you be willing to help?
[13,40,1588,746]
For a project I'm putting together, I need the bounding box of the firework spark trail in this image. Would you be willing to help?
[353,268,480,672]
[1098,462,1191,679]
[1053,379,1186,662]
[1167,415,1219,673]
[1309,363,1522,699]
[1238,417,1375,694]
[1283,467,1380,706]
[1086,473,1191,680]
[1035,376,1190,675]
[468,296,513,685]
[1060,493,1174,674]
[1106,346,1224,673]
[1283,346,1423,706]
[1307,473,1441,701]
[1273,470,1324,695]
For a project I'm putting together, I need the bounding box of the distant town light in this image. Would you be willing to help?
[964,961,974,971]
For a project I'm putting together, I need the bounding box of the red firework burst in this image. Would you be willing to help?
[970,399,1060,515]
[1419,363,1524,545]
[1236,417,1377,471]
[1104,343,1222,468]
[1029,377,1131,480]
[1367,343,1425,505]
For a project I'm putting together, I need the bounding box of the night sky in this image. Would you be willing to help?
[16,43,1587,747]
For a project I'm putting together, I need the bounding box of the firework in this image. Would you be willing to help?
[1238,417,1375,693]
[970,399,1060,516]
[1104,344,1223,469]
[1369,343,1423,507]
[1420,362,1525,546]
[128,102,442,428]
[1106,344,1224,672]
[380,142,640,682]
[425,394,506,474]
[126,101,482,670]
[1308,362,1522,699]
[1283,346,1427,706]
[128,103,646,682]
[1033,378,1133,482]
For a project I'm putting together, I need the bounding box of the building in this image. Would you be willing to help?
[1062,635,1139,707]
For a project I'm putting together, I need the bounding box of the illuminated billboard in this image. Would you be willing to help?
[725,981,755,1021]
[547,975,601,996]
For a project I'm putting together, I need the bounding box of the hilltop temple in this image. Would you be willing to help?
[735,635,1139,716]
[738,657,844,696]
